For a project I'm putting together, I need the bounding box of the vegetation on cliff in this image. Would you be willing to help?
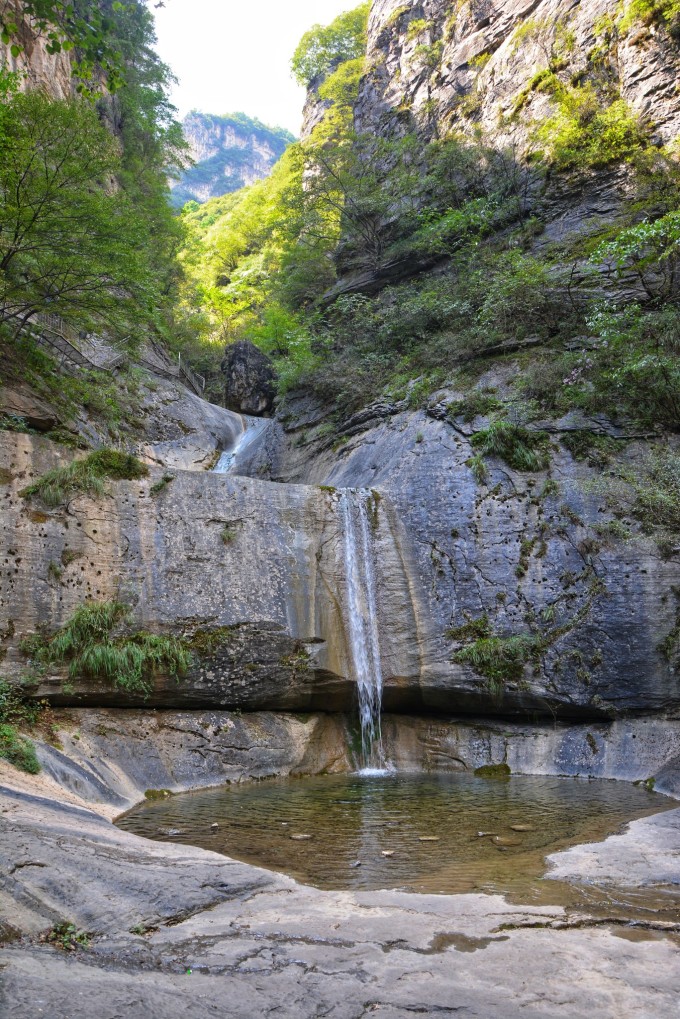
[20,449,149,507]
[176,2,680,445]
[21,601,192,695]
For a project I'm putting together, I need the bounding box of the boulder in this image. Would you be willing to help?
[221,341,276,416]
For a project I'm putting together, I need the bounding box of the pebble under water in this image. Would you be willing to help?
[116,773,675,903]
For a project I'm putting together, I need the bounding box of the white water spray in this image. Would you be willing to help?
[340,490,387,772]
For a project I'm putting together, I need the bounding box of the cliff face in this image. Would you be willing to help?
[358,0,680,147]
[171,112,295,207]
[0,3,73,99]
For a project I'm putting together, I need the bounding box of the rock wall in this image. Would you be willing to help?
[0,2,74,99]
[359,0,680,148]
[266,380,680,720]
[171,112,294,207]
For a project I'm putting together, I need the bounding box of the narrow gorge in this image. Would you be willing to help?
[1,1,680,1016]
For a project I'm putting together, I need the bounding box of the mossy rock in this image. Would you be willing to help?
[474,762,511,779]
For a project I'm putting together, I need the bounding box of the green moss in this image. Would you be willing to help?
[150,473,175,496]
[516,538,536,579]
[185,626,238,657]
[446,616,491,642]
[20,449,148,508]
[144,788,172,800]
[657,609,680,661]
[474,762,511,778]
[560,432,618,466]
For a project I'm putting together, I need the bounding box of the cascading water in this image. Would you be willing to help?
[213,415,269,475]
[339,489,387,773]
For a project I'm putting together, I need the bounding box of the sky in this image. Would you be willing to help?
[152,0,357,135]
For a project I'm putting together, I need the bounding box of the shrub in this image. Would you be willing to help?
[534,84,647,169]
[447,392,501,422]
[20,450,149,508]
[619,0,680,35]
[0,723,40,773]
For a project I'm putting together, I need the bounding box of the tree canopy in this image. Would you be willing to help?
[291,2,369,87]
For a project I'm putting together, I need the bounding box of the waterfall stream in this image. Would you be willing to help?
[213,416,388,772]
[213,415,269,475]
[339,490,386,773]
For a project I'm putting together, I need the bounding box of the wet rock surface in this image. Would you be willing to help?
[1,757,679,1019]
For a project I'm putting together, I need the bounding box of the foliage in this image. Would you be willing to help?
[0,89,144,333]
[619,0,680,36]
[453,633,543,698]
[534,83,647,169]
[0,678,42,773]
[0,0,145,92]
[22,601,192,695]
[20,449,148,507]
[470,420,550,473]
[633,450,680,533]
[0,722,40,772]
[590,212,680,301]
[291,3,369,86]
[0,41,185,343]
[40,921,90,950]
[447,392,501,422]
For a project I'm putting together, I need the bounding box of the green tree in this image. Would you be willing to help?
[291,2,369,86]
[0,88,155,335]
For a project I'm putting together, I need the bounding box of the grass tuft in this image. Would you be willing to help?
[21,601,192,696]
[20,449,148,508]
[471,420,550,473]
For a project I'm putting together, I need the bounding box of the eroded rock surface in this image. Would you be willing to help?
[1,744,679,1019]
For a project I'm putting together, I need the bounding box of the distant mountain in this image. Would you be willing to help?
[171,111,295,208]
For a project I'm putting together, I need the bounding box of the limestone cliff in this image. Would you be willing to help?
[359,0,680,148]
[171,111,295,207]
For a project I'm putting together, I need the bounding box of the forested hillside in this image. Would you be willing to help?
[171,111,294,208]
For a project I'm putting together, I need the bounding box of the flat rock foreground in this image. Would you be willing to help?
[1,715,680,1019]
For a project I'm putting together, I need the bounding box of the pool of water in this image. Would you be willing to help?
[116,772,675,903]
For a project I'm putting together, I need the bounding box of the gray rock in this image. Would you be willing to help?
[222,340,276,416]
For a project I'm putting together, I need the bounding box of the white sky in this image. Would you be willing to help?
[152,0,356,135]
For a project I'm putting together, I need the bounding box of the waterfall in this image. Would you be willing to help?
[213,416,268,475]
[340,490,386,772]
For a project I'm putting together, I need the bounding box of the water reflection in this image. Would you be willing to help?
[117,773,674,903]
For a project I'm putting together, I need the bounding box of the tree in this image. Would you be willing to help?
[291,2,369,87]
[0,86,155,335]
